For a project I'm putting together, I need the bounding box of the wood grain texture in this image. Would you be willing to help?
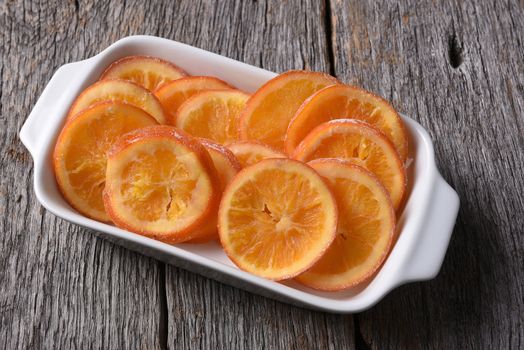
[0,1,164,349]
[1,0,523,349]
[167,270,354,350]
[0,0,355,349]
[329,0,523,348]
[161,1,354,348]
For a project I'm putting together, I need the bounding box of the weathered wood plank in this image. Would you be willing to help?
[168,270,355,349]
[160,1,354,349]
[0,0,355,348]
[3,0,522,348]
[0,1,167,348]
[329,0,523,348]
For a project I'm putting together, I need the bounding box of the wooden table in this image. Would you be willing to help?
[1,1,522,348]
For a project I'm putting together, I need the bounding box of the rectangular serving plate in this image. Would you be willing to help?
[19,35,459,313]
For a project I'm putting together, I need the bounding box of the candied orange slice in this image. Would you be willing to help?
[227,141,286,168]
[239,70,339,151]
[187,139,242,243]
[103,126,220,243]
[154,76,233,125]
[67,80,168,124]
[53,102,158,222]
[293,119,406,209]
[200,139,242,190]
[218,158,338,280]
[175,90,249,144]
[285,84,409,160]
[296,159,396,290]
[100,55,186,91]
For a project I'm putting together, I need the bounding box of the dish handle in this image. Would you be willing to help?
[19,61,88,158]
[400,172,460,282]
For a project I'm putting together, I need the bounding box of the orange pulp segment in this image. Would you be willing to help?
[175,90,249,145]
[154,76,233,125]
[293,119,406,209]
[103,126,220,243]
[285,84,409,161]
[239,70,339,151]
[227,141,286,168]
[186,139,242,243]
[53,102,158,222]
[296,159,396,290]
[218,158,338,280]
[100,55,186,91]
[67,79,168,124]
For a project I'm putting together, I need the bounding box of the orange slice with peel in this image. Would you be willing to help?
[293,119,406,209]
[285,84,409,160]
[227,141,286,168]
[67,80,168,124]
[154,76,233,125]
[100,55,186,91]
[175,90,249,145]
[103,126,220,243]
[53,102,158,222]
[187,139,242,243]
[296,159,396,291]
[239,70,339,151]
[218,158,338,280]
[200,139,242,190]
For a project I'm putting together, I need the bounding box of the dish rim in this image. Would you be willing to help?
[19,35,459,313]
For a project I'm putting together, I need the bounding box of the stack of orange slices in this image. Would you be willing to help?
[53,55,409,291]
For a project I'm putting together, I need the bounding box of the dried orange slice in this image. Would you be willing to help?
[201,139,242,190]
[100,55,186,91]
[218,158,338,280]
[67,80,168,124]
[154,76,233,125]
[296,159,396,291]
[293,119,406,209]
[175,90,249,144]
[239,70,339,151]
[53,102,158,222]
[103,126,221,243]
[285,84,409,160]
[187,139,242,243]
[227,141,286,168]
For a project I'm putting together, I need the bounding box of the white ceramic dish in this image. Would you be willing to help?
[19,35,459,313]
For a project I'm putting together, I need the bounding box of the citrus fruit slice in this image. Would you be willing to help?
[200,139,242,190]
[218,158,338,280]
[285,84,409,161]
[227,141,286,168]
[187,139,242,243]
[154,76,233,125]
[296,159,396,291]
[175,90,249,144]
[67,79,168,124]
[53,102,158,222]
[239,70,339,151]
[293,119,406,209]
[100,55,186,91]
[103,126,221,243]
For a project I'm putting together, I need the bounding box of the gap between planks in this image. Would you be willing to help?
[155,1,366,348]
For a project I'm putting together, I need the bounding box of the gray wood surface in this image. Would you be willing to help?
[329,0,523,348]
[0,0,522,349]
[163,1,354,349]
[0,1,164,349]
